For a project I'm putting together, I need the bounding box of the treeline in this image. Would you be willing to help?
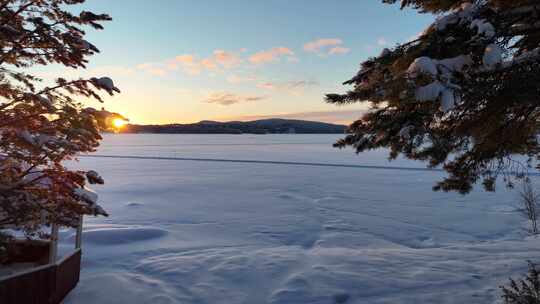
[121,119,346,134]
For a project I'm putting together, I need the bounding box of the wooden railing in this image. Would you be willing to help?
[0,249,82,304]
[52,249,81,304]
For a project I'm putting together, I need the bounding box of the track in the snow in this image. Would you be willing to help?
[79,154,443,173]
[80,154,540,176]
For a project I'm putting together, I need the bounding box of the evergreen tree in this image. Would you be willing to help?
[0,0,121,243]
[328,0,540,193]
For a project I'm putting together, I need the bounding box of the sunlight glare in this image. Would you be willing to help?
[112,118,127,128]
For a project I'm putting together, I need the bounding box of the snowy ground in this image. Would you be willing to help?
[61,134,540,304]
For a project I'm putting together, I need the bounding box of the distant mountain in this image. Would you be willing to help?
[120,119,346,134]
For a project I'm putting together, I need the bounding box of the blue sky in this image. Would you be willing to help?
[56,0,434,124]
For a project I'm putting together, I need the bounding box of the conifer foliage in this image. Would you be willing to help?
[500,262,540,304]
[0,0,120,241]
[328,0,540,193]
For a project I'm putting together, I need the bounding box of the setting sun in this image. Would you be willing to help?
[112,118,127,128]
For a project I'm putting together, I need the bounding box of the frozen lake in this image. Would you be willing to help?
[63,134,540,304]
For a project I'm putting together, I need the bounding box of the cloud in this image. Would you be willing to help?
[212,50,242,68]
[328,46,350,55]
[137,46,300,77]
[138,45,300,78]
[244,96,266,102]
[170,54,202,75]
[255,80,319,96]
[171,51,242,74]
[202,92,268,106]
[304,38,350,56]
[139,50,243,76]
[200,58,218,71]
[304,38,341,52]
[173,54,197,65]
[256,82,275,90]
[226,74,257,84]
[256,80,319,93]
[136,63,169,76]
[249,47,295,64]
[287,80,319,88]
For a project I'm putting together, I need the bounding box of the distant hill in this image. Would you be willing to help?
[120,119,346,134]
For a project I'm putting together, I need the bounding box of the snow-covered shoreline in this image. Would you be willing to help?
[62,134,540,304]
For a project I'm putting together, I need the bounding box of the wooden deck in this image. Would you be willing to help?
[0,249,82,304]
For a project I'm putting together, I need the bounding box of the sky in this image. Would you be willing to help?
[42,0,435,125]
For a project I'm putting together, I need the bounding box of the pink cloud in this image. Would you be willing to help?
[174,54,196,65]
[256,80,319,95]
[227,74,256,84]
[202,92,268,105]
[304,38,350,56]
[304,38,342,52]
[258,80,319,89]
[200,58,218,70]
[249,47,295,64]
[139,46,299,77]
[328,46,351,55]
[256,82,275,89]
[213,50,242,68]
[141,50,243,76]
[136,63,169,76]
[169,55,201,74]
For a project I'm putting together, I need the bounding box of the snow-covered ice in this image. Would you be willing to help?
[61,134,540,304]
